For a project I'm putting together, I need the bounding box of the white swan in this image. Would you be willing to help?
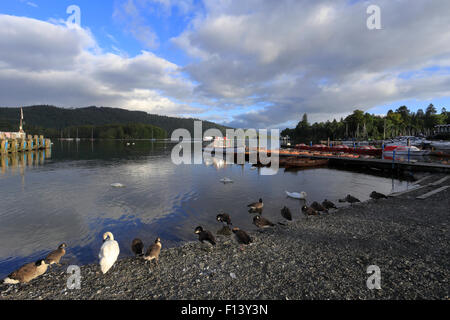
[286,191,307,200]
[99,232,120,274]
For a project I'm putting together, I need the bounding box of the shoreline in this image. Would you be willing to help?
[1,174,449,300]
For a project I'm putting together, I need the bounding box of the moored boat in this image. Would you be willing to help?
[383,145,430,157]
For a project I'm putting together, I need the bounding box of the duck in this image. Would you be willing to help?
[285,191,307,200]
[370,191,388,200]
[345,195,361,204]
[99,232,120,274]
[232,227,252,245]
[322,199,337,210]
[248,198,264,211]
[311,201,329,213]
[281,206,292,221]
[194,226,216,246]
[45,243,67,266]
[131,238,144,257]
[3,259,48,284]
[216,213,232,226]
[144,238,162,264]
[302,205,319,216]
[253,215,275,228]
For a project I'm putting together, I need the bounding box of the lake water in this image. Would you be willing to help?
[0,140,413,278]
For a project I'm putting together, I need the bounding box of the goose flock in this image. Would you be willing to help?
[2,188,388,285]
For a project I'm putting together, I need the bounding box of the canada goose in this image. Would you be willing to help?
[232,227,252,245]
[302,205,319,216]
[131,238,144,257]
[322,199,337,210]
[99,232,120,274]
[144,238,162,264]
[194,226,216,246]
[253,215,275,228]
[248,198,263,211]
[286,191,307,200]
[45,243,67,266]
[281,206,292,221]
[216,213,232,226]
[311,201,329,213]
[370,191,388,200]
[3,259,48,284]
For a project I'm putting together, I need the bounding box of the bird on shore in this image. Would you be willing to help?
[339,195,361,204]
[3,259,48,284]
[248,198,264,211]
[144,238,162,265]
[45,243,67,266]
[99,232,120,274]
[302,205,319,216]
[217,213,232,226]
[311,201,329,213]
[281,206,292,221]
[253,215,275,229]
[131,238,144,257]
[194,226,216,246]
[370,191,388,200]
[322,199,337,210]
[232,227,252,245]
[286,191,307,200]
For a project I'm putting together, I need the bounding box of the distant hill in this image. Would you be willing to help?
[0,105,230,138]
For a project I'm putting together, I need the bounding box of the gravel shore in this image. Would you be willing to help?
[1,174,449,300]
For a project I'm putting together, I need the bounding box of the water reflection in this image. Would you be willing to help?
[0,140,413,278]
[1,149,51,175]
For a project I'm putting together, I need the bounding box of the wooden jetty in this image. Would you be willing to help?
[0,134,51,155]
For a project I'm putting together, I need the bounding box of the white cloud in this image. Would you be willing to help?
[0,14,198,117]
[2,0,450,129]
[173,0,450,128]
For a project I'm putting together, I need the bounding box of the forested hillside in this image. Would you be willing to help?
[0,105,230,138]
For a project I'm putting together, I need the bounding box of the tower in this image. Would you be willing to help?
[19,107,24,133]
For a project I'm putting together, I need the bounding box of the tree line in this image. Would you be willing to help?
[282,104,449,143]
[0,123,167,140]
[0,105,229,137]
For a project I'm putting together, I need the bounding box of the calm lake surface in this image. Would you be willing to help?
[0,140,413,278]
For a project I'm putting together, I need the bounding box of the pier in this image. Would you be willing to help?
[208,148,450,174]
[0,134,51,155]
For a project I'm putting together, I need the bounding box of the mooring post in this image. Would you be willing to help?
[392,150,396,170]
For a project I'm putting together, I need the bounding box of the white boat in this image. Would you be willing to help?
[383,146,430,157]
[203,137,245,153]
[430,141,450,150]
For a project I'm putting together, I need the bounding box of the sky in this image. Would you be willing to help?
[0,0,450,129]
